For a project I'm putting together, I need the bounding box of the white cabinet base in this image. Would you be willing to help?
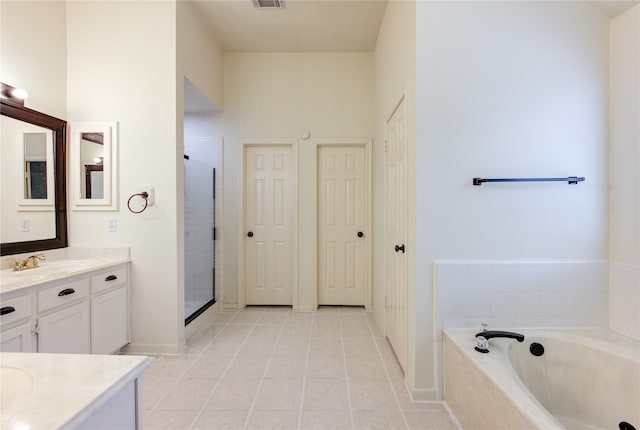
[75,379,139,430]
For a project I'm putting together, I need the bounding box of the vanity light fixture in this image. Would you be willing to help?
[10,87,28,99]
[0,82,29,106]
[1,82,28,106]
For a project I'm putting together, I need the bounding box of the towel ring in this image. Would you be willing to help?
[127,191,149,214]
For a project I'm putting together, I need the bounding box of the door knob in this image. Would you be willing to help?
[247,231,254,238]
[395,244,405,253]
[357,231,364,238]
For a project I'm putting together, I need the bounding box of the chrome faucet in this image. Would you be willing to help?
[13,254,46,271]
[474,329,525,353]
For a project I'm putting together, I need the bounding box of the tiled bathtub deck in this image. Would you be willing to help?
[141,307,458,430]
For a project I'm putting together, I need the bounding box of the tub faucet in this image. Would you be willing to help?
[13,254,46,271]
[474,330,525,353]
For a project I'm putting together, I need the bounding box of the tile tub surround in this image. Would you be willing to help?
[610,261,640,340]
[433,260,609,399]
[140,307,461,430]
[434,260,609,334]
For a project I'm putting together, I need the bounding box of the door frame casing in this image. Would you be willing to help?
[238,139,299,308]
[312,138,373,311]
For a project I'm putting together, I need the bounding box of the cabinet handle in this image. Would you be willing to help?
[105,275,118,282]
[0,306,16,316]
[58,288,76,297]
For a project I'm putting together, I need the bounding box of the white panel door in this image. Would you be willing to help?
[385,98,408,372]
[318,145,368,306]
[245,145,294,305]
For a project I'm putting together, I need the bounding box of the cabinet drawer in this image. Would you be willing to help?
[38,279,89,313]
[0,295,32,326]
[91,267,127,294]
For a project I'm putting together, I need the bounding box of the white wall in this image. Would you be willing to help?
[372,0,417,393]
[0,1,67,118]
[0,1,67,245]
[609,4,640,340]
[177,2,224,111]
[66,1,181,352]
[416,1,609,399]
[212,52,375,309]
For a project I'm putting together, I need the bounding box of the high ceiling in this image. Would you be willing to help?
[190,0,389,52]
[190,0,639,55]
[586,0,639,18]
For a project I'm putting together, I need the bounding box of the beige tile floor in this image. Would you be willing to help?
[141,307,459,430]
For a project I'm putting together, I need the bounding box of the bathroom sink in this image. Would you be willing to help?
[0,260,98,286]
[40,259,96,273]
[0,365,35,419]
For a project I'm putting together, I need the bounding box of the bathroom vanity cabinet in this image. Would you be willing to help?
[0,261,130,354]
[0,352,154,430]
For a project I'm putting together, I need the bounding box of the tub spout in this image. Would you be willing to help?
[474,330,525,353]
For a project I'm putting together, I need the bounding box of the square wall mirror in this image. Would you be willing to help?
[70,122,118,210]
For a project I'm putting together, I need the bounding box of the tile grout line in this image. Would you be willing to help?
[296,312,314,429]
[145,312,236,416]
[187,309,265,430]
[241,311,288,430]
[339,310,357,430]
[363,311,411,430]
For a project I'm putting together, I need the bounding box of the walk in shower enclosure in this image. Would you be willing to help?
[184,152,215,324]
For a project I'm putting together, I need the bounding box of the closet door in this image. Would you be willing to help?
[317,145,368,306]
[244,145,294,305]
[385,97,408,372]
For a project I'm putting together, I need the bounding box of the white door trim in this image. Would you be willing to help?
[238,139,299,309]
[311,138,372,310]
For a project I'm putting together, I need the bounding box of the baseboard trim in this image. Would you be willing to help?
[411,387,437,402]
[123,342,183,355]
[223,303,240,310]
[293,305,316,312]
[185,305,218,339]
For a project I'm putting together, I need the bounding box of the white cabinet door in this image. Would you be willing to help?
[0,321,34,352]
[91,287,129,354]
[38,301,90,353]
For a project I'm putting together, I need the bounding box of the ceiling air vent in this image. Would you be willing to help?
[252,0,283,9]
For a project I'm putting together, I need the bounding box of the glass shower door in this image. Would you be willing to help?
[184,156,215,324]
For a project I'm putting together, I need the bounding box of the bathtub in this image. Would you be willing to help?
[443,328,640,430]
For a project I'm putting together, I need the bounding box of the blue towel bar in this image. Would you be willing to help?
[473,177,585,186]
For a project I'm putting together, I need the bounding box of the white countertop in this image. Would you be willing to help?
[0,352,154,430]
[0,257,129,295]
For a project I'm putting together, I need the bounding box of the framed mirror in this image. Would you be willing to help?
[1,99,68,255]
[18,126,55,208]
[70,122,118,210]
